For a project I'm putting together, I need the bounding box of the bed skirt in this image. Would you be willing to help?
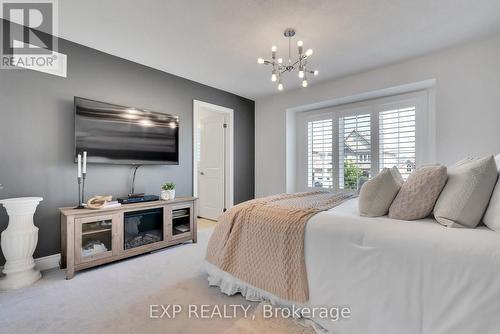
[205,262,327,333]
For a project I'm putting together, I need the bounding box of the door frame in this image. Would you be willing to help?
[193,100,234,213]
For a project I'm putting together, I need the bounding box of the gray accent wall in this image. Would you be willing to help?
[0,36,254,264]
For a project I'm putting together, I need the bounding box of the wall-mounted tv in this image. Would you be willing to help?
[75,97,179,165]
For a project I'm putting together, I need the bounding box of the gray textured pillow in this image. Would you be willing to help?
[483,154,500,231]
[389,165,447,220]
[434,155,498,228]
[359,167,403,217]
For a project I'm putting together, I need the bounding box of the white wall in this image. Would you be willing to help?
[255,34,500,197]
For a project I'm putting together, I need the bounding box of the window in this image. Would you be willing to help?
[300,92,426,192]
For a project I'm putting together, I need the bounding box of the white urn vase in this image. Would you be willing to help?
[0,197,43,290]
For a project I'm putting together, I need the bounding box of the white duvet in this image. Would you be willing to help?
[207,198,500,333]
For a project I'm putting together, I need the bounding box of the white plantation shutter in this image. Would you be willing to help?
[300,91,427,192]
[379,106,416,180]
[308,119,333,188]
[338,113,371,190]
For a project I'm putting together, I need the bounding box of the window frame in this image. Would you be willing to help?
[296,91,429,192]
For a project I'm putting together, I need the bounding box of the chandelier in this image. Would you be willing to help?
[257,28,318,91]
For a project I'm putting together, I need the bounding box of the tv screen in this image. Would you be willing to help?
[75,97,179,165]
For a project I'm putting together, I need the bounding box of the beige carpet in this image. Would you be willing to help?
[225,303,316,334]
[197,217,217,230]
[0,224,314,334]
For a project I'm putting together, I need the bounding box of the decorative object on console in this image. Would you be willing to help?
[75,151,88,209]
[358,167,403,217]
[257,28,318,91]
[86,195,113,209]
[0,197,43,290]
[161,182,176,200]
[82,151,87,204]
[82,239,108,257]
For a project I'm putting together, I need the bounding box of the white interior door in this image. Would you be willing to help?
[198,113,226,220]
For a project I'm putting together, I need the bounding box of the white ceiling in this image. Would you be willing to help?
[25,1,500,98]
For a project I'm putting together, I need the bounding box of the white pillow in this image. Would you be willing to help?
[434,155,498,228]
[359,167,403,217]
[483,154,500,231]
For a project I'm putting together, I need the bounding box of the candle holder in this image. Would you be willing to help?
[82,172,87,205]
[75,176,84,209]
[75,151,88,209]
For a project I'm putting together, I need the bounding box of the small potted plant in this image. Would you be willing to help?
[161,182,176,200]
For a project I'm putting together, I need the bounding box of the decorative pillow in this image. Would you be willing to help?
[483,154,500,231]
[434,155,498,228]
[388,165,447,220]
[359,167,403,217]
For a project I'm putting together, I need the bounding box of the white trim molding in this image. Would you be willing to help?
[1,253,60,273]
[35,253,61,272]
[192,100,234,211]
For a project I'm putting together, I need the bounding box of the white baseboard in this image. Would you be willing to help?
[35,253,61,271]
[0,253,60,272]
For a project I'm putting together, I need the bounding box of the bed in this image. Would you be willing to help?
[206,197,500,333]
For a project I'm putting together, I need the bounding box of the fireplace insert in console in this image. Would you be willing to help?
[124,208,163,250]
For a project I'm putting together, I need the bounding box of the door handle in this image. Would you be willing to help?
[200,172,205,175]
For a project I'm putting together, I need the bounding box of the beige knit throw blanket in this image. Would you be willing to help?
[206,191,355,303]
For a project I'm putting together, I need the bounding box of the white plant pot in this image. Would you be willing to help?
[0,197,43,290]
[160,189,175,200]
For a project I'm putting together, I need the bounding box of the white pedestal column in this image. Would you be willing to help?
[0,197,43,290]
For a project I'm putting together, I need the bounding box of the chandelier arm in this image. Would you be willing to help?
[289,59,301,69]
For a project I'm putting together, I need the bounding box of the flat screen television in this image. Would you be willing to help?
[74,97,179,165]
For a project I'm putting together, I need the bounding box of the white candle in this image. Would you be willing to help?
[82,151,87,174]
[77,154,82,178]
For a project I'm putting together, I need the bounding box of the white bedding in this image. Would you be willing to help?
[207,198,500,333]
